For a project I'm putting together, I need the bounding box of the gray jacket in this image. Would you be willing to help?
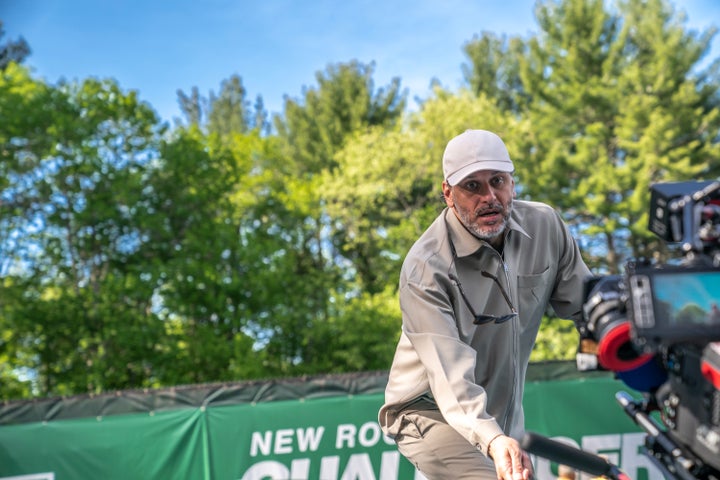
[379,201,590,455]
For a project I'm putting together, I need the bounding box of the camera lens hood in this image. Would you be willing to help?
[597,322,654,372]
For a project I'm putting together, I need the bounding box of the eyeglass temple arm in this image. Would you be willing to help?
[480,271,516,313]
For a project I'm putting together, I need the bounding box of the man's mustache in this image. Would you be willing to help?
[475,203,505,216]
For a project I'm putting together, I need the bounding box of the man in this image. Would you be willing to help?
[378,130,591,480]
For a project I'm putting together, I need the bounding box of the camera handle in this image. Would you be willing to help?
[669,180,720,256]
[520,431,630,479]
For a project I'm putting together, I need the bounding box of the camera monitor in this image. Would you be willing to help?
[627,265,720,350]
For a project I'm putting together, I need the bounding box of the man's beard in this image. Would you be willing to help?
[452,194,513,242]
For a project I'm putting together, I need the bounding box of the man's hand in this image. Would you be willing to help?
[488,434,534,480]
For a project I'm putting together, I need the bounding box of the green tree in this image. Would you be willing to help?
[176,74,269,135]
[0,63,55,197]
[462,32,529,113]
[137,128,266,385]
[275,60,406,175]
[511,0,719,272]
[207,75,250,136]
[177,85,204,127]
[0,68,168,396]
[611,0,720,262]
[0,68,279,395]
[253,60,407,375]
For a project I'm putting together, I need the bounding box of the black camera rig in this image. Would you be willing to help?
[524,180,720,480]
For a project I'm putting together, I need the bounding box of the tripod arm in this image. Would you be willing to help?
[615,391,697,480]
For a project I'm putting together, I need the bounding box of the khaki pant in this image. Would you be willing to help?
[394,406,499,479]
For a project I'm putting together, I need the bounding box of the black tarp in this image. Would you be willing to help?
[0,361,612,426]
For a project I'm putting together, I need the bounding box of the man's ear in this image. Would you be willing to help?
[442,181,453,207]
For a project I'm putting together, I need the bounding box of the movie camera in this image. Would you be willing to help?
[524,180,720,480]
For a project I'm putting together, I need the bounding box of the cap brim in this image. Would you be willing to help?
[446,160,514,185]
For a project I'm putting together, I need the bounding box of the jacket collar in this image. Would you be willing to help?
[443,206,531,258]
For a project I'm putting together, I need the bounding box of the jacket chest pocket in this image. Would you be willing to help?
[517,267,552,318]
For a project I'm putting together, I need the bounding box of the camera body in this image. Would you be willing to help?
[577,180,720,478]
[626,262,720,352]
[648,180,720,250]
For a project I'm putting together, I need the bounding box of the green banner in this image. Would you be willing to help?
[0,370,663,479]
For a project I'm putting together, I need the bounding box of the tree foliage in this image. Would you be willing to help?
[1,66,166,394]
[176,74,269,135]
[275,60,406,175]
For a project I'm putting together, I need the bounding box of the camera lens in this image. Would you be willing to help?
[584,276,654,372]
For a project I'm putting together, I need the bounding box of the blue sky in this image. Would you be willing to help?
[2,0,719,124]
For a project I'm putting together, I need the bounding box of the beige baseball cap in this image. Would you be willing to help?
[442,129,514,185]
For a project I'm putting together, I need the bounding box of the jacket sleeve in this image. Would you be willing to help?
[548,209,592,321]
[399,277,505,455]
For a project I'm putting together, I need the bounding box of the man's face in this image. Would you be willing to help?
[442,170,515,246]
